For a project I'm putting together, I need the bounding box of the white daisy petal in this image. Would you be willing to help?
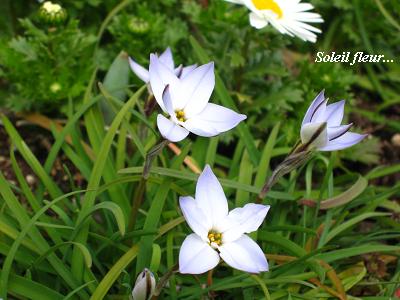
[156,114,189,142]
[195,165,229,226]
[229,0,323,42]
[249,12,269,29]
[179,234,220,274]
[219,235,269,273]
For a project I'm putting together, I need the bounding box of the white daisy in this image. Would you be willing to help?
[226,0,324,42]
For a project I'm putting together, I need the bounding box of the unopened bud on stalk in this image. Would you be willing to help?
[128,17,150,34]
[132,268,156,300]
[39,1,67,25]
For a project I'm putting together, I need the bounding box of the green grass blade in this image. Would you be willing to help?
[71,85,145,282]
[90,245,139,299]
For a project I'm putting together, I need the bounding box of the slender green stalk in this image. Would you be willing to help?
[143,139,169,179]
[128,177,147,230]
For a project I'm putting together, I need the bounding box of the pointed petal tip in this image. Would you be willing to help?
[202,164,214,177]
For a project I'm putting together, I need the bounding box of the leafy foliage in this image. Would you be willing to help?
[0,19,95,112]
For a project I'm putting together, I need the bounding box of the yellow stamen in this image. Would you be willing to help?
[175,110,186,122]
[208,231,222,247]
[251,0,283,18]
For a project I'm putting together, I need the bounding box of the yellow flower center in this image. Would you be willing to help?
[251,0,283,18]
[208,231,222,247]
[175,110,186,122]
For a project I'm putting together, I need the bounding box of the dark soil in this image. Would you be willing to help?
[0,118,85,198]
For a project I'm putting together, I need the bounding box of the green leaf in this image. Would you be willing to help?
[101,51,131,123]
[90,245,139,299]
[255,122,280,188]
[319,176,368,209]
[316,245,400,263]
[0,173,86,298]
[119,166,294,200]
[324,212,390,245]
[71,85,146,281]
[2,272,64,300]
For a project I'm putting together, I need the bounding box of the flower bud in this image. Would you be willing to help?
[128,17,150,34]
[300,122,327,149]
[50,82,62,93]
[132,268,156,300]
[38,1,67,25]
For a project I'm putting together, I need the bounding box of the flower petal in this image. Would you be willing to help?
[180,64,198,79]
[183,103,247,137]
[219,235,268,273]
[300,122,328,148]
[196,165,228,227]
[128,57,149,83]
[327,124,352,141]
[324,100,345,127]
[171,62,214,117]
[179,196,211,241]
[179,233,220,274]
[302,91,326,126]
[158,47,174,70]
[225,0,244,4]
[223,204,270,243]
[156,114,189,142]
[149,54,179,112]
[319,132,367,151]
[161,85,175,117]
[249,12,268,29]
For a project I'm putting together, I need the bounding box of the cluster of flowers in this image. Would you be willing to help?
[130,47,366,278]
[128,1,367,298]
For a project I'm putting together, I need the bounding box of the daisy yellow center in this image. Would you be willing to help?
[208,230,222,247]
[251,0,283,18]
[175,110,186,122]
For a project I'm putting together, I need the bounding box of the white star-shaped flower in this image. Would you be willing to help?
[149,55,247,142]
[301,91,367,151]
[129,47,197,83]
[225,0,323,42]
[179,165,270,274]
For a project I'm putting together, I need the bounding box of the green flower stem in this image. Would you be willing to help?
[143,139,169,179]
[128,177,146,231]
[151,263,179,299]
[257,149,313,203]
[129,139,169,230]
[256,123,327,203]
